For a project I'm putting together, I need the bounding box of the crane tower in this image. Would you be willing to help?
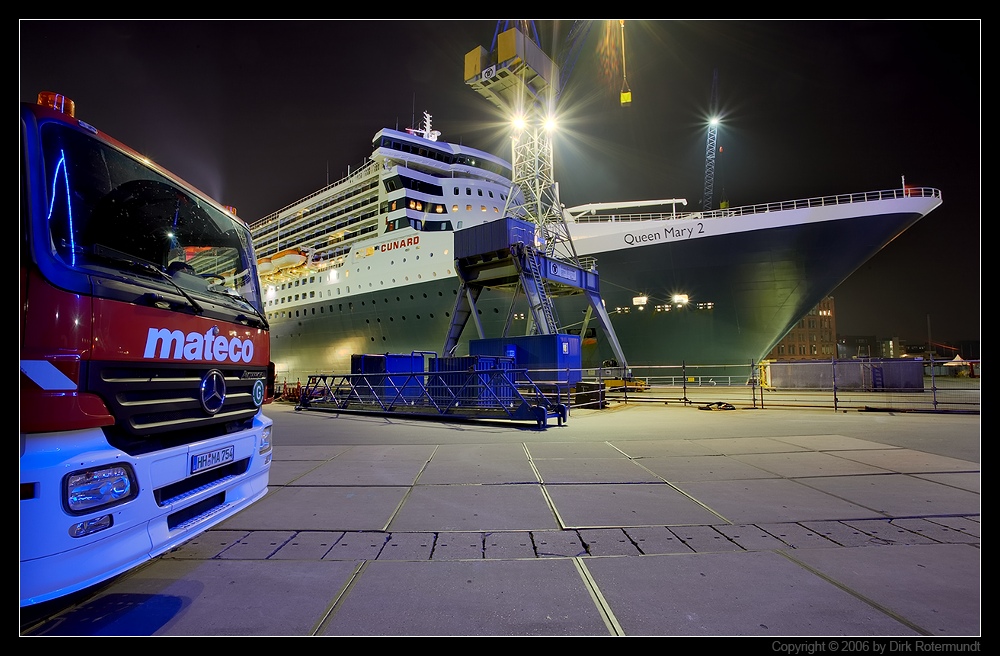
[457,21,629,369]
[703,68,719,211]
[463,23,578,264]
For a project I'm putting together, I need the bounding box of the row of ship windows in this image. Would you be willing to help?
[268,303,516,322]
[455,186,504,200]
[266,271,449,307]
[377,137,512,178]
[389,197,502,216]
[269,288,454,321]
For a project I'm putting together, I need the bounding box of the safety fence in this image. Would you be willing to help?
[275,358,980,415]
[587,359,981,414]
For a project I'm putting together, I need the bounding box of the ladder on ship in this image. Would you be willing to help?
[442,218,628,370]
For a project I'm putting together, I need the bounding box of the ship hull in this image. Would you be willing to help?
[265,203,931,383]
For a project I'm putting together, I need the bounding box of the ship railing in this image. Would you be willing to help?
[249,159,380,231]
[572,187,942,224]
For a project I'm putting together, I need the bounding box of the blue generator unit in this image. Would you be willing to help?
[469,334,582,385]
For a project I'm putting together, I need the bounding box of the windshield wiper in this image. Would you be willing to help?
[91,244,204,314]
[202,278,269,330]
[236,310,269,331]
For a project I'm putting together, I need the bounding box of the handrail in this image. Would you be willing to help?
[249,159,381,231]
[572,187,942,224]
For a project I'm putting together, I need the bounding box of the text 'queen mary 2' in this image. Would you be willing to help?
[249,118,942,385]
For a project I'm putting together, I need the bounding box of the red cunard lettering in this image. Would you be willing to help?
[380,235,419,252]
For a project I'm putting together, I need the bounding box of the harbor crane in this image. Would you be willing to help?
[703,68,719,211]
[458,20,630,369]
[464,20,629,263]
[465,20,585,265]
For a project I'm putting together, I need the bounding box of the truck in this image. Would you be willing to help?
[20,92,273,608]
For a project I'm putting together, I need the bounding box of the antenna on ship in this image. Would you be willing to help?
[405,111,440,141]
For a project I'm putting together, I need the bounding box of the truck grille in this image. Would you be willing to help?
[87,361,265,455]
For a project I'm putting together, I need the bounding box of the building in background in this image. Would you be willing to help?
[767,296,979,363]
[838,334,881,359]
[766,296,837,360]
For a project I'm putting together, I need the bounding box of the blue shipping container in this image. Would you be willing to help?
[454,217,537,259]
[351,353,426,401]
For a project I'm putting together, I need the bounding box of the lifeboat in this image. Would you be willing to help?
[257,257,274,274]
[272,249,308,270]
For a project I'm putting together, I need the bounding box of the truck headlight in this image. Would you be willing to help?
[65,464,137,513]
[259,425,272,455]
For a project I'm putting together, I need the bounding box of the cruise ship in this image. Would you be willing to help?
[249,114,942,385]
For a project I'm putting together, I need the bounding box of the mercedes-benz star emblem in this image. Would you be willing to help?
[200,369,227,415]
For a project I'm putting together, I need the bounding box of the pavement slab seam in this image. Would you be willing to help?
[776,550,936,637]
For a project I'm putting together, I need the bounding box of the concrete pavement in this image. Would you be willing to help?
[21,400,981,637]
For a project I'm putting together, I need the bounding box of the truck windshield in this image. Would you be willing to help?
[40,122,264,315]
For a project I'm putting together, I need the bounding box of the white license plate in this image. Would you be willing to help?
[191,444,235,474]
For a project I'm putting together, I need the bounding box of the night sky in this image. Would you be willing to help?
[19,19,981,347]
